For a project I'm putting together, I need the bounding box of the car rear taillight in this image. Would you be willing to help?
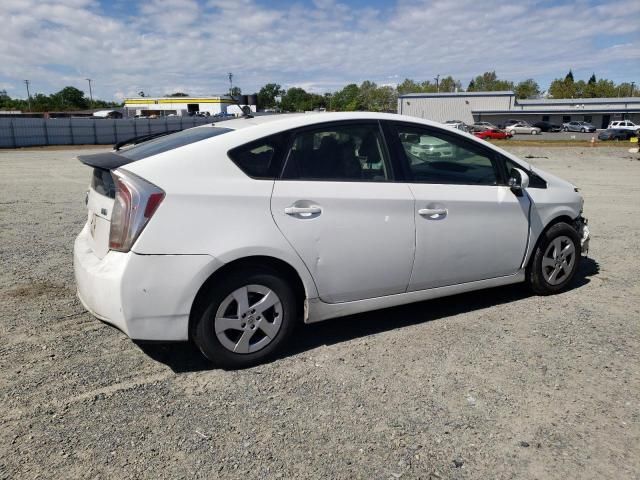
[109,170,165,252]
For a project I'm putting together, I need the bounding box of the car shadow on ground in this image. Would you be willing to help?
[138,257,599,373]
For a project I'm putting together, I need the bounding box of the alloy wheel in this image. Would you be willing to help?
[214,284,283,354]
[541,236,576,286]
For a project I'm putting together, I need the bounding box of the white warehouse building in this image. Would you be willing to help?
[398,91,640,129]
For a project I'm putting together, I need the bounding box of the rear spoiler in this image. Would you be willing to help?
[77,151,133,170]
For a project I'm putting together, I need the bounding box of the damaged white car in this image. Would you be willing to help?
[74,112,590,368]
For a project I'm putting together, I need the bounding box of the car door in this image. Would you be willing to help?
[386,121,530,291]
[270,121,416,303]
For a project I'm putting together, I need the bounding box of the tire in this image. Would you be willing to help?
[528,222,581,295]
[581,128,586,133]
[193,268,298,369]
[531,129,538,135]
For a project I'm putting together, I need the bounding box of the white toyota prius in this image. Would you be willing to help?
[74,112,590,368]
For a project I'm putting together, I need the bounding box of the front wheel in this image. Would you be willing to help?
[193,268,297,369]
[528,222,580,295]
[531,129,538,135]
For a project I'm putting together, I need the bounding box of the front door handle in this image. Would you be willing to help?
[284,206,322,216]
[418,208,448,218]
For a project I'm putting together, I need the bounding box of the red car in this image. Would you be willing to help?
[474,129,512,140]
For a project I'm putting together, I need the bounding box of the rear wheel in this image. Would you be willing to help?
[528,222,580,295]
[193,268,297,369]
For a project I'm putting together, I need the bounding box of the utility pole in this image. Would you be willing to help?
[24,80,32,112]
[632,81,636,97]
[434,74,440,93]
[86,78,94,109]
[228,72,233,97]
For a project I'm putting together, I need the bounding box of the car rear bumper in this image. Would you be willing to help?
[74,224,221,341]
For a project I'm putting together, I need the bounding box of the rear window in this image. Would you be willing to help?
[119,126,232,161]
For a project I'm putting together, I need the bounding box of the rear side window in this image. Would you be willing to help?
[119,126,232,161]
[281,123,390,182]
[227,133,288,179]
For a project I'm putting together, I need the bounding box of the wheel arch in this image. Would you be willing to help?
[524,214,575,271]
[188,255,308,340]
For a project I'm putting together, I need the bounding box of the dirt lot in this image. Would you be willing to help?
[1,145,639,479]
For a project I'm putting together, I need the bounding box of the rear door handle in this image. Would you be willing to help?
[284,206,322,215]
[418,208,448,217]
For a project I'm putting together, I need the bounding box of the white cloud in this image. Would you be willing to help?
[0,0,638,100]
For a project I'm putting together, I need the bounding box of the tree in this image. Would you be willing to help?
[565,70,574,82]
[514,79,540,99]
[230,86,242,97]
[279,87,324,112]
[439,76,461,93]
[397,78,422,95]
[257,83,284,109]
[166,92,189,97]
[468,71,513,92]
[55,86,88,109]
[548,78,575,98]
[588,74,596,85]
[331,83,360,111]
[467,79,476,91]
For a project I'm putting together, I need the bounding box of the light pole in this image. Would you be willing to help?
[228,72,233,97]
[434,74,440,93]
[86,78,93,109]
[24,80,32,112]
[632,81,636,97]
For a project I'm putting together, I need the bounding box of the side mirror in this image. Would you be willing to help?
[509,167,529,196]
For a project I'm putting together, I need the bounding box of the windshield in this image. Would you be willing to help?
[119,126,232,161]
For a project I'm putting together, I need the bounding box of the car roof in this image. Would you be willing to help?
[200,111,455,136]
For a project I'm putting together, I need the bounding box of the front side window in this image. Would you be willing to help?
[281,123,390,181]
[394,125,499,186]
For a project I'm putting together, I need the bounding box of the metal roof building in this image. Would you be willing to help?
[124,96,237,117]
[398,92,640,129]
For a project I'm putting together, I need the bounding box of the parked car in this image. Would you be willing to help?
[562,121,596,133]
[597,128,637,141]
[533,121,561,132]
[472,121,497,132]
[474,128,512,140]
[505,122,542,135]
[607,120,640,133]
[444,120,471,132]
[500,119,525,129]
[74,112,590,368]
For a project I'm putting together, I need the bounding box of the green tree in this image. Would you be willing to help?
[439,76,461,93]
[230,86,242,97]
[549,77,576,98]
[331,83,360,111]
[565,70,574,82]
[467,79,476,91]
[468,71,513,91]
[397,78,422,95]
[257,83,285,109]
[514,79,540,99]
[166,92,189,97]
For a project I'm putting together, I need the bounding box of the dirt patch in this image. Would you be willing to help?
[0,146,638,479]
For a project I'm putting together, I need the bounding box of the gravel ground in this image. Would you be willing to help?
[1,145,638,479]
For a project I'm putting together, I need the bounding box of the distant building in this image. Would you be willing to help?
[124,96,256,117]
[398,92,640,128]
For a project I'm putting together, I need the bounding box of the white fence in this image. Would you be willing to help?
[0,117,214,148]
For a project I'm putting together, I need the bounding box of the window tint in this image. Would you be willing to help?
[395,126,499,185]
[228,133,287,179]
[119,126,232,161]
[282,123,390,181]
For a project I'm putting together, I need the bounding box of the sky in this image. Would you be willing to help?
[1,0,639,101]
